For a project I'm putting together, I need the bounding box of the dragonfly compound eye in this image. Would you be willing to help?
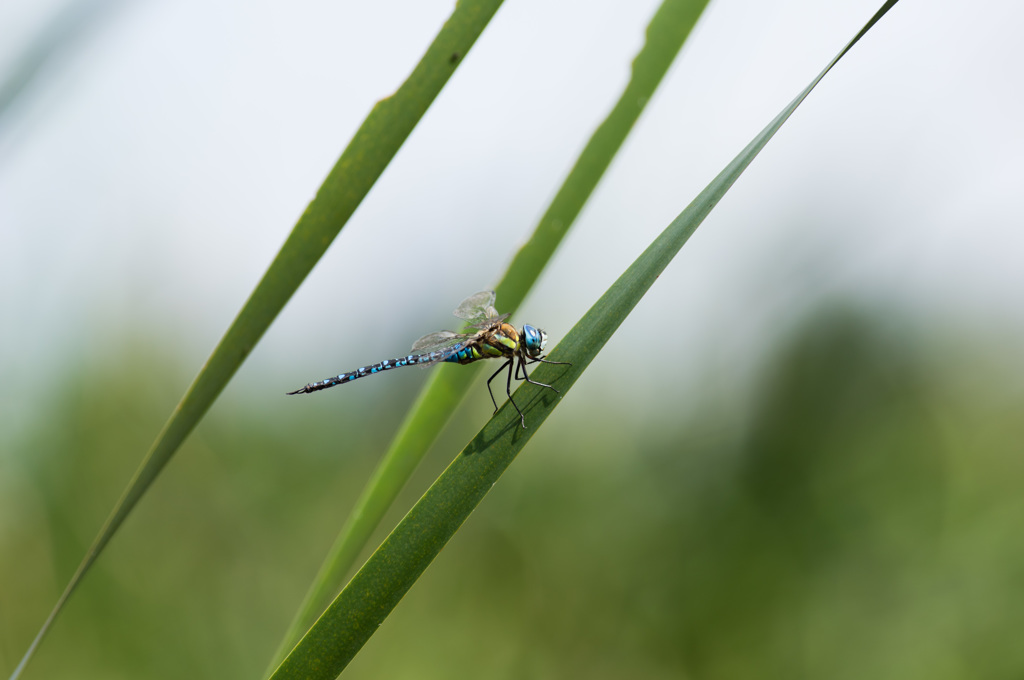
[522,325,546,356]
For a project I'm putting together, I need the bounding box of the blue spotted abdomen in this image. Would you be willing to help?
[287,350,447,394]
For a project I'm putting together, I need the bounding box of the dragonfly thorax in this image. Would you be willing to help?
[520,324,547,358]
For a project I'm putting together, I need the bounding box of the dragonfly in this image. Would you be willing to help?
[287,291,570,428]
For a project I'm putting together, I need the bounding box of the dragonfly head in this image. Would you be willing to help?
[521,324,547,358]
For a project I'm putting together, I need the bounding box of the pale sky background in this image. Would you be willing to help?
[2,0,1022,448]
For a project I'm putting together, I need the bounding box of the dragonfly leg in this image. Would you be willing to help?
[505,359,527,429]
[486,359,513,413]
[516,355,560,393]
[526,356,572,367]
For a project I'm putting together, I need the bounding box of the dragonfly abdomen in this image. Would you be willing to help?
[287,351,446,395]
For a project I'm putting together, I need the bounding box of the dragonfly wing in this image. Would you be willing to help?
[405,292,506,365]
[411,330,462,353]
[467,312,510,330]
[452,291,497,323]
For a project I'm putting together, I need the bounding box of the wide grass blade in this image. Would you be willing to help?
[267,2,900,677]
[266,0,711,669]
[7,3,503,679]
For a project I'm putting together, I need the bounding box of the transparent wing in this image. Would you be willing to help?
[411,330,463,353]
[453,290,511,331]
[466,311,509,330]
[410,328,494,367]
[405,292,507,366]
[453,290,497,323]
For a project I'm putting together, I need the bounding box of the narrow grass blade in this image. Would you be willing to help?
[267,3,900,677]
[7,3,504,679]
[266,0,711,669]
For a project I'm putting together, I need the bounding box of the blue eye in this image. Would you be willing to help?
[522,325,546,355]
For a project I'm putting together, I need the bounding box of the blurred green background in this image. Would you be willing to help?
[4,0,1024,678]
[4,304,1024,679]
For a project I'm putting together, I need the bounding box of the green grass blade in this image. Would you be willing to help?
[495,0,709,307]
[266,0,711,669]
[267,3,900,677]
[7,3,503,679]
